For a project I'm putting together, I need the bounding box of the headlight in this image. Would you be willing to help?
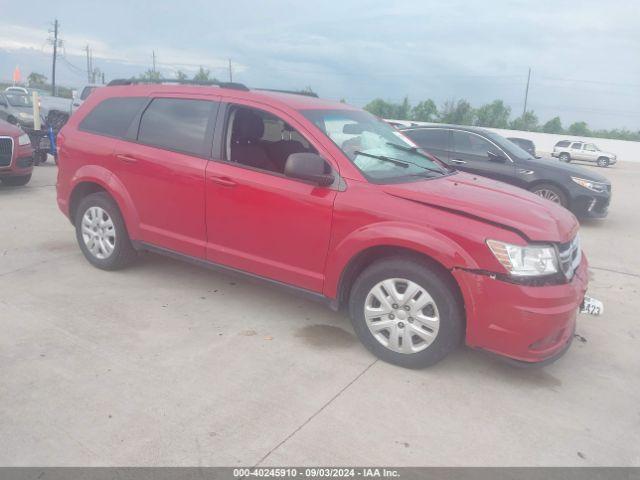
[18,133,31,146]
[487,239,558,277]
[18,112,32,119]
[571,176,608,193]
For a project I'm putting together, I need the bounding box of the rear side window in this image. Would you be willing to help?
[555,140,570,147]
[79,97,147,138]
[405,129,449,150]
[137,98,218,157]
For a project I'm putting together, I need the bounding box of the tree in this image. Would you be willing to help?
[364,98,399,118]
[474,100,510,128]
[438,99,475,125]
[542,116,563,134]
[27,72,47,87]
[175,70,188,81]
[193,67,211,82]
[509,110,539,131]
[411,99,437,122]
[139,69,161,81]
[568,121,590,136]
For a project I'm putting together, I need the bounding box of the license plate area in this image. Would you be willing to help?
[580,295,603,316]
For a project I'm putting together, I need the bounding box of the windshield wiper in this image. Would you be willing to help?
[354,151,410,168]
[355,150,448,176]
[385,142,449,174]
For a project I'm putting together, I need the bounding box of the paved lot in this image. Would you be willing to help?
[1,161,639,466]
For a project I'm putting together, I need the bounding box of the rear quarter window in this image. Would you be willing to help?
[79,97,147,138]
[555,140,570,147]
[137,97,219,157]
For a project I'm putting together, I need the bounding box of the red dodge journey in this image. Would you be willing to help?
[56,80,589,368]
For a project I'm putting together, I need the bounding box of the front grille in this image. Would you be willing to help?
[558,234,581,279]
[0,137,13,167]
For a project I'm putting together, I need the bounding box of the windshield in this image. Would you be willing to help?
[486,132,535,161]
[6,93,33,108]
[301,109,451,183]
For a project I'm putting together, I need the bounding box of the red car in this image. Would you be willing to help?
[56,80,589,368]
[0,119,34,186]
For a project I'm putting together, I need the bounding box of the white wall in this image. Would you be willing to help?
[388,120,640,163]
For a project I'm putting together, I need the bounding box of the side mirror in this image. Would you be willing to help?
[285,153,335,186]
[343,123,364,134]
[487,151,507,163]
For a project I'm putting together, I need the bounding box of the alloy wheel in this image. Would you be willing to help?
[364,278,440,354]
[81,206,116,259]
[534,188,561,204]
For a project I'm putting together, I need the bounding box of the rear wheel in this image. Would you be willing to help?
[75,192,137,270]
[531,183,568,207]
[559,153,570,163]
[348,257,464,369]
[0,174,31,187]
[597,157,610,168]
[1,174,32,186]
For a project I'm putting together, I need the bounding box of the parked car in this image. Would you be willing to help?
[56,80,593,368]
[71,84,101,111]
[0,91,37,128]
[507,137,537,157]
[401,125,611,218]
[0,92,51,165]
[0,119,34,186]
[552,140,617,167]
[5,86,73,134]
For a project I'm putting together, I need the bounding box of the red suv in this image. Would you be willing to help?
[56,80,589,368]
[0,119,34,186]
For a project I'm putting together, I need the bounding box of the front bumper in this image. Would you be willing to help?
[453,256,589,365]
[568,184,611,219]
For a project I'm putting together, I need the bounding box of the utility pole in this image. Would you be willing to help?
[152,51,157,73]
[228,58,233,82]
[50,19,59,96]
[85,45,91,83]
[522,67,531,118]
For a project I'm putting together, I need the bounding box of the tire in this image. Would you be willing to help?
[348,257,464,369]
[1,174,32,186]
[597,157,610,168]
[530,183,568,207]
[38,151,48,164]
[74,192,137,270]
[559,153,570,163]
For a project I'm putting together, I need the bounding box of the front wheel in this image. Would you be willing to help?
[75,192,138,270]
[1,174,32,186]
[348,257,464,368]
[531,183,568,207]
[597,157,610,168]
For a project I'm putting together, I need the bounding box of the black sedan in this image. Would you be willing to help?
[401,125,611,218]
[507,137,537,157]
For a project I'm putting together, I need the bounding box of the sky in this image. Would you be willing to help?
[1,0,639,130]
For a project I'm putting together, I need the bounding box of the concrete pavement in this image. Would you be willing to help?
[1,162,639,466]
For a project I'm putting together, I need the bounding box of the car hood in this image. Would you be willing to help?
[382,172,579,243]
[522,157,610,183]
[0,118,23,136]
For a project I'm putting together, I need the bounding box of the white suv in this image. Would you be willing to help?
[552,140,617,167]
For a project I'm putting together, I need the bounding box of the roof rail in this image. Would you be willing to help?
[106,78,250,91]
[255,88,318,98]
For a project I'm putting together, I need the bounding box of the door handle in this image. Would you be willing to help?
[116,154,138,164]
[209,176,237,187]
[451,159,467,164]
